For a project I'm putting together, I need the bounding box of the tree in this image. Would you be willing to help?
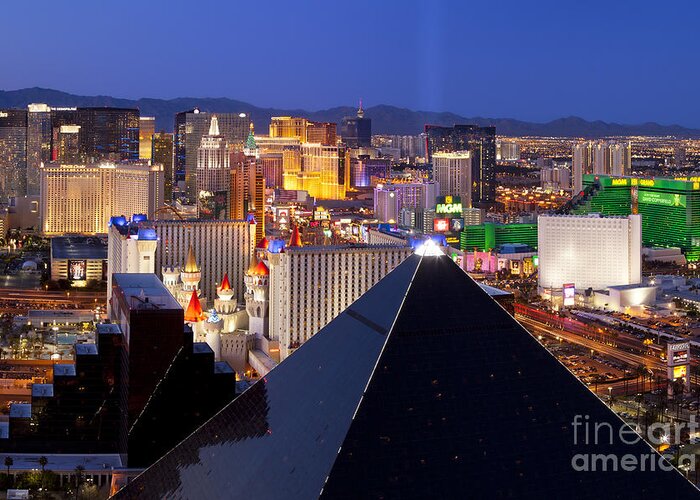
[38,455,47,472]
[4,456,12,485]
[74,465,85,500]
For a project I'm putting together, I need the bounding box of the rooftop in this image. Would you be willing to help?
[112,274,181,311]
[9,404,31,418]
[31,384,54,397]
[53,364,76,377]
[75,344,98,356]
[51,236,108,260]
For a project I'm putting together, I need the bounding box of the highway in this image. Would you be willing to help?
[516,315,672,397]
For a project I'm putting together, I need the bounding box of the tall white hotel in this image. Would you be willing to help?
[537,213,641,293]
[40,161,164,234]
[268,244,413,360]
[154,219,256,301]
[432,151,471,207]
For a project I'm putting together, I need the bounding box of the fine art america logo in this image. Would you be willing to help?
[571,414,697,472]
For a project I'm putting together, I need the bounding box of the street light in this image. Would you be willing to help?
[608,386,613,403]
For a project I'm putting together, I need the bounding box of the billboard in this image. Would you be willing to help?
[563,283,575,306]
[450,218,465,232]
[638,191,686,208]
[436,195,463,215]
[69,260,87,281]
[434,218,449,232]
[673,365,687,381]
[673,349,688,364]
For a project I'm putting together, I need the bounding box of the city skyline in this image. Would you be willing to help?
[2,0,700,127]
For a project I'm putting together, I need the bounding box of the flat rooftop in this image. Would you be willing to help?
[112,273,181,311]
[1,453,123,472]
[26,309,95,321]
[608,283,656,291]
[51,236,108,260]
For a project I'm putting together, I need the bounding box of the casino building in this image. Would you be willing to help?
[565,174,700,261]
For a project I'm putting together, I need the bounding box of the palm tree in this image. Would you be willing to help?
[636,364,647,394]
[4,456,12,485]
[38,455,47,472]
[74,465,85,500]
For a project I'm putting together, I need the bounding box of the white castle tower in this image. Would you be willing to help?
[244,254,270,341]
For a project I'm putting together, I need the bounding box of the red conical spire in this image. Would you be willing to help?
[288,226,303,248]
[219,273,231,291]
[251,260,269,276]
[184,290,204,322]
[256,236,269,250]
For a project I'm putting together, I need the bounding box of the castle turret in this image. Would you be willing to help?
[245,256,269,341]
[203,308,223,360]
[215,272,236,315]
[181,243,201,292]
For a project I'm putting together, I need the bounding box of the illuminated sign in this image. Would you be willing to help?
[0,112,8,118]
[436,203,463,214]
[563,283,575,306]
[673,350,688,364]
[673,365,687,380]
[611,178,629,186]
[68,260,87,281]
[638,191,686,207]
[451,218,464,232]
[639,179,655,187]
[434,219,449,232]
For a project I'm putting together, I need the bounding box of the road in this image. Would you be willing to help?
[516,315,671,396]
[0,287,106,311]
[517,316,666,371]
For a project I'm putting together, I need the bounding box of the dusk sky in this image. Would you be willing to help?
[2,0,700,126]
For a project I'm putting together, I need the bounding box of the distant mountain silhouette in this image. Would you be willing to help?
[2,87,699,138]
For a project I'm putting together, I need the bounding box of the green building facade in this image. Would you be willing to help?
[575,174,700,261]
[460,222,538,252]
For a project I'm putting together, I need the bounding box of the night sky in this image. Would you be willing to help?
[2,0,699,126]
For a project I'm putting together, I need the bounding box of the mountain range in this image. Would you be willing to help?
[2,87,699,138]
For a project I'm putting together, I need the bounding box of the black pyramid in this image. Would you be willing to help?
[115,254,699,499]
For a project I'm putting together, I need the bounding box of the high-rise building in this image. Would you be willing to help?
[174,109,251,200]
[39,161,164,234]
[540,165,571,191]
[496,140,520,161]
[373,182,437,223]
[53,124,81,163]
[425,124,496,206]
[114,252,698,500]
[154,219,255,302]
[196,116,230,219]
[432,151,472,207]
[139,116,155,160]
[340,102,372,148]
[258,152,283,188]
[109,274,185,425]
[350,155,390,187]
[0,109,28,199]
[268,243,412,359]
[291,143,348,199]
[50,107,140,163]
[306,121,337,145]
[572,141,631,192]
[106,217,158,304]
[26,103,52,196]
[152,132,174,202]
[538,213,642,292]
[269,116,308,141]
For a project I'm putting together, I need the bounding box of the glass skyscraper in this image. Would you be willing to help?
[0,109,28,199]
[173,109,251,200]
[425,124,497,206]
